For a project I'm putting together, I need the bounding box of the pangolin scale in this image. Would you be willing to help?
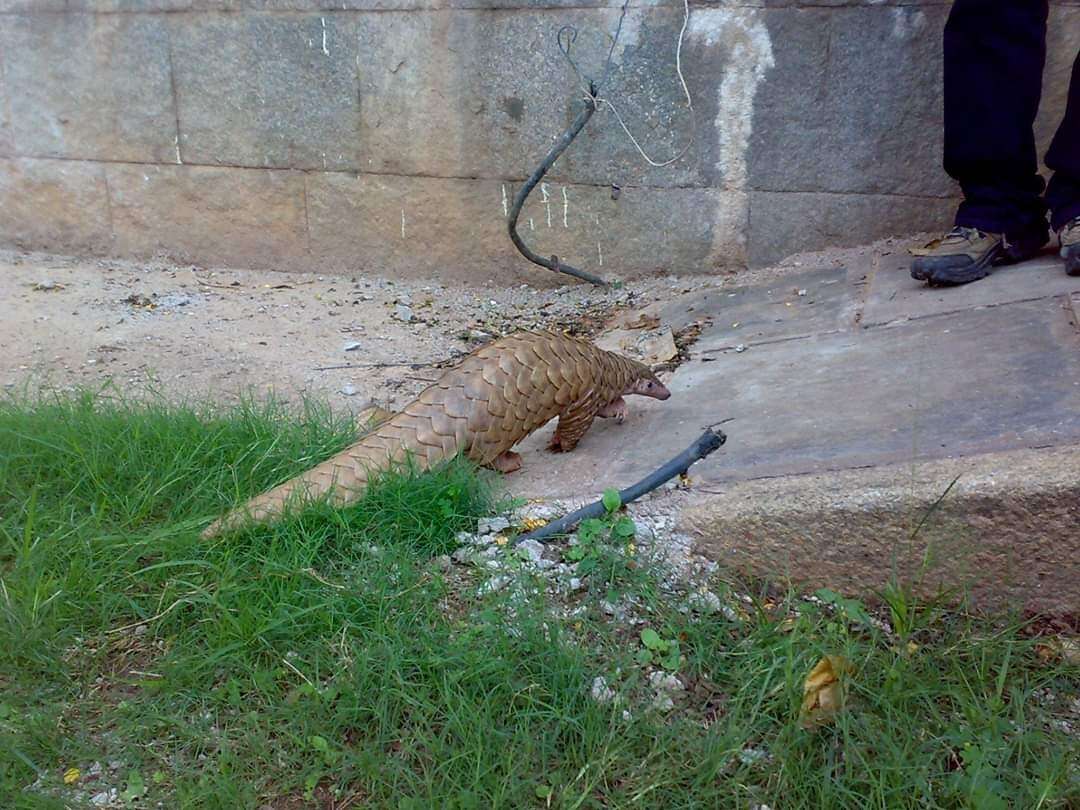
[203,329,670,537]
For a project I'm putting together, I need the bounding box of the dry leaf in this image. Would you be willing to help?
[625,313,661,330]
[63,767,80,785]
[1035,636,1080,666]
[799,655,851,729]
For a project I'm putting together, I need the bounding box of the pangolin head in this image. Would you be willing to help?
[626,367,671,400]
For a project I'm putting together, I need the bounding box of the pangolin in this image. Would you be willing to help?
[202,329,670,538]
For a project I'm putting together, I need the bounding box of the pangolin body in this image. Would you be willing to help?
[203,330,669,537]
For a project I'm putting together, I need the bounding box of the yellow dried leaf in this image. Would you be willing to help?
[799,655,851,729]
[63,767,80,785]
[494,535,508,546]
[520,517,547,532]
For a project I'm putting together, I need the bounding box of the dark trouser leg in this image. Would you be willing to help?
[944,0,1050,245]
[1046,49,1080,230]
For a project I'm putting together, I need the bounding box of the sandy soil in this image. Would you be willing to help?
[0,248,736,414]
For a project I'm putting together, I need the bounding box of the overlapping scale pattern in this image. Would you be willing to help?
[202,330,653,537]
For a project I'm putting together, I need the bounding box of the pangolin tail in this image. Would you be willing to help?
[201,411,453,539]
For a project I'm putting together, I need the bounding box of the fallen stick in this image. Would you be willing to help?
[513,424,728,545]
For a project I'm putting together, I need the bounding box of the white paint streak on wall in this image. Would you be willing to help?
[688,9,775,191]
[501,184,508,218]
[401,209,406,239]
[321,18,330,56]
[687,9,774,265]
[540,182,551,227]
[562,187,569,228]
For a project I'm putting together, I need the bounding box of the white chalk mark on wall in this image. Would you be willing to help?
[401,209,406,239]
[501,184,508,218]
[562,187,569,228]
[595,214,603,266]
[540,183,551,227]
[321,18,330,56]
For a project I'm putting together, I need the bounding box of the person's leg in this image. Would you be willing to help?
[1044,48,1080,275]
[913,0,1051,285]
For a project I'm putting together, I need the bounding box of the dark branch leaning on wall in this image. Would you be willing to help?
[507,0,694,286]
[506,90,604,287]
[506,10,630,287]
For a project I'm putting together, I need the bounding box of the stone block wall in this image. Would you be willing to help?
[0,1,1077,282]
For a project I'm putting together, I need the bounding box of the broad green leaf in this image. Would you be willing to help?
[641,628,663,649]
[602,489,622,513]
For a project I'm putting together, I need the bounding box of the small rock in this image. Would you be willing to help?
[568,577,583,591]
[590,676,616,703]
[393,303,414,323]
[734,343,746,353]
[478,574,512,596]
[651,693,675,712]
[477,516,510,535]
[431,555,452,571]
[340,384,359,396]
[395,292,412,307]
[516,539,545,564]
[739,747,769,765]
[648,670,684,694]
[687,590,723,614]
[91,789,119,807]
[342,341,362,352]
[451,547,474,565]
[87,762,103,777]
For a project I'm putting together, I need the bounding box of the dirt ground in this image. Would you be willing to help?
[0,241,902,416]
[0,248,702,414]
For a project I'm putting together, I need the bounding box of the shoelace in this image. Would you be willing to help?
[944,226,985,243]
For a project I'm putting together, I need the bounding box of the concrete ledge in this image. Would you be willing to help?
[680,444,1080,615]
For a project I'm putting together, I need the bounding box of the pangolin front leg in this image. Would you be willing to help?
[597,397,626,423]
[548,398,599,452]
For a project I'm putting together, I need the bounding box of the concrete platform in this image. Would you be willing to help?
[509,249,1080,613]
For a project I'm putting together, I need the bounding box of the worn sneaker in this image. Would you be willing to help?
[1059,216,1080,276]
[910,226,1045,285]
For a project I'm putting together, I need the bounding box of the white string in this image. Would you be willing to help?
[593,0,695,168]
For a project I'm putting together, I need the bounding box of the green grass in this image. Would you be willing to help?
[1,390,1077,809]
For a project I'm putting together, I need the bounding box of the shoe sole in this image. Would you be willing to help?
[1063,245,1080,277]
[911,242,1003,285]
